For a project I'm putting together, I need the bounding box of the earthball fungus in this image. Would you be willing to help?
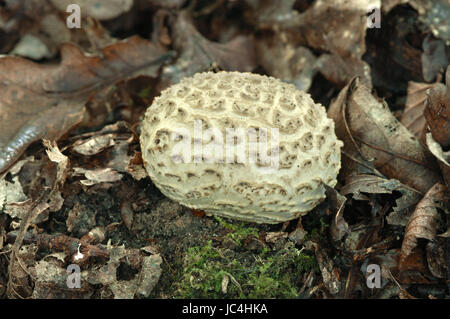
[140,71,343,223]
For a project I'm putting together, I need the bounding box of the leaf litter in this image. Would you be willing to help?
[0,0,449,299]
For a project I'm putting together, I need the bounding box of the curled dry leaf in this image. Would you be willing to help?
[72,134,115,156]
[0,156,36,221]
[426,133,450,191]
[73,167,123,186]
[401,80,440,141]
[7,244,38,298]
[0,36,172,174]
[424,66,450,150]
[426,239,448,279]
[328,77,442,194]
[324,185,348,242]
[42,140,69,214]
[340,174,422,226]
[399,183,446,272]
[43,140,69,188]
[160,11,257,87]
[312,242,342,295]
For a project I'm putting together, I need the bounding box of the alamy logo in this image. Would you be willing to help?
[66,4,81,29]
[366,264,381,288]
[66,264,81,289]
[170,120,280,174]
[367,6,381,29]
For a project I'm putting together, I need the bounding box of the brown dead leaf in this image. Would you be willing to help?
[160,11,257,88]
[0,36,172,174]
[399,183,446,274]
[426,133,450,192]
[426,239,448,279]
[248,0,376,59]
[328,77,442,194]
[7,244,38,298]
[424,66,450,150]
[312,242,342,295]
[324,185,348,242]
[401,81,440,140]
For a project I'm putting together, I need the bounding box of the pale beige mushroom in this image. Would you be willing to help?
[140,71,343,224]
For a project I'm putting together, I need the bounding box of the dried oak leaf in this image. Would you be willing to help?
[328,77,442,194]
[399,183,446,277]
[0,36,172,174]
[160,11,257,88]
[424,66,450,150]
